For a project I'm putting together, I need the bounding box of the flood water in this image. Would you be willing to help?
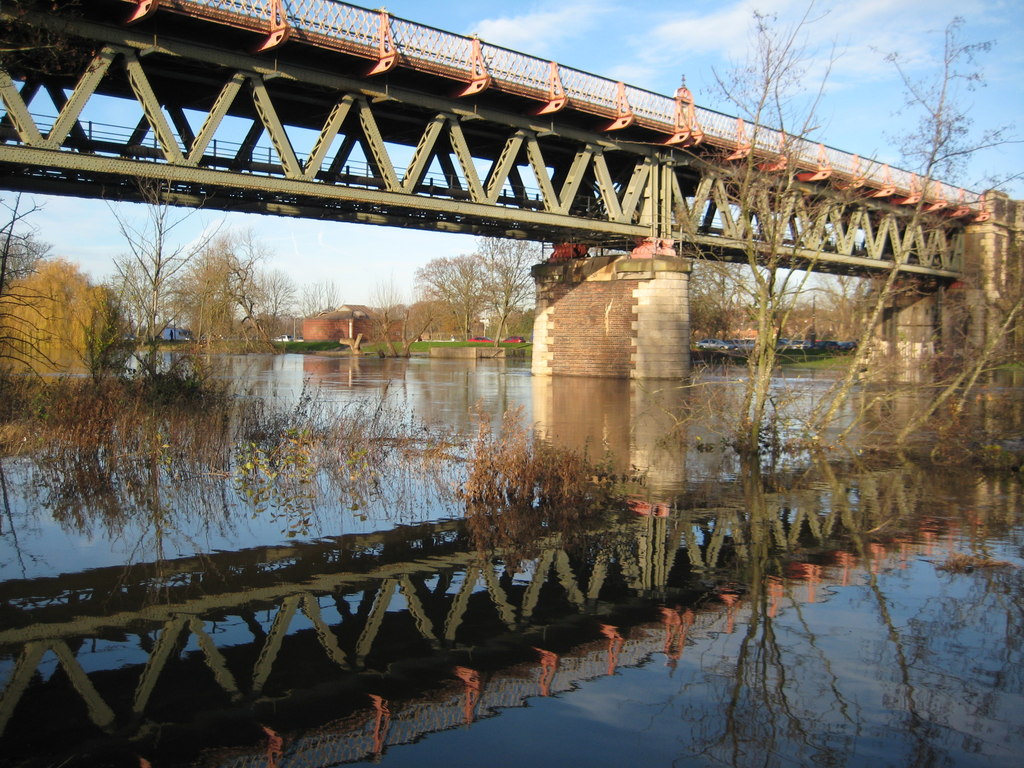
[1,355,1022,768]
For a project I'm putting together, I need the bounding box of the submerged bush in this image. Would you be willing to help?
[463,406,605,510]
[461,406,633,559]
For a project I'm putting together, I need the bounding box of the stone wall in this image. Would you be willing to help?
[960,191,1024,350]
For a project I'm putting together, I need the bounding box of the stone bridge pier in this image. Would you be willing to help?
[874,191,1022,366]
[531,254,691,379]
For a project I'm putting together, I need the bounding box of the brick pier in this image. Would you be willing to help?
[531,255,691,379]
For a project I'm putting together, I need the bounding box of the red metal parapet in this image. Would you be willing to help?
[125,0,159,24]
[892,174,922,205]
[261,725,284,767]
[536,62,568,115]
[533,647,559,696]
[946,189,974,218]
[455,36,491,97]
[756,133,789,172]
[367,695,391,757]
[972,191,992,222]
[866,165,896,198]
[453,666,482,724]
[796,144,832,182]
[604,82,635,131]
[599,624,625,675]
[834,154,866,190]
[725,118,751,161]
[367,9,397,75]
[253,0,291,53]
[664,80,703,147]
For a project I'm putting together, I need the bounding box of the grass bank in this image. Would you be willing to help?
[274,340,533,356]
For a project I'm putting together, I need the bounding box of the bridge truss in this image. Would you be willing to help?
[0,1,982,277]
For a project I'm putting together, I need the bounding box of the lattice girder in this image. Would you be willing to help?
[0,13,965,276]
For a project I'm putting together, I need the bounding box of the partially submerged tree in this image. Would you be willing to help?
[679,8,837,455]
[806,17,1020,448]
[680,10,1016,458]
[369,279,436,357]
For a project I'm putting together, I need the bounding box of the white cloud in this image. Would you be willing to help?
[469,2,615,58]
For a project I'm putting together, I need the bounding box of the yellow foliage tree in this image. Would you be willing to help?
[0,259,125,373]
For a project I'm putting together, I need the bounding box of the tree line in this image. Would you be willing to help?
[0,186,540,375]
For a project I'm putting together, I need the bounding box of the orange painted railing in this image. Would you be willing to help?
[124,0,982,213]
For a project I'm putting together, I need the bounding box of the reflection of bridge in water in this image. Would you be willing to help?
[1,462,1000,767]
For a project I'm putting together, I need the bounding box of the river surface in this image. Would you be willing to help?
[1,355,1022,767]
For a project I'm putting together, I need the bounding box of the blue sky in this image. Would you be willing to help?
[14,0,1024,304]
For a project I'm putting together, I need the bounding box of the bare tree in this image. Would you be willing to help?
[261,268,297,337]
[175,246,236,346]
[814,274,870,341]
[682,7,837,455]
[0,194,52,368]
[369,279,436,357]
[299,280,343,318]
[478,238,536,345]
[808,17,1020,447]
[1,195,48,290]
[689,262,756,340]
[219,229,275,349]
[415,254,486,340]
[110,181,217,374]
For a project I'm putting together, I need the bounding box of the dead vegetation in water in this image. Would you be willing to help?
[0,370,456,538]
[936,552,1015,573]
[461,406,634,560]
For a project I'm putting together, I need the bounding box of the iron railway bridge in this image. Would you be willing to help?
[0,0,989,279]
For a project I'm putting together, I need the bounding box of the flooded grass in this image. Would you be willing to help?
[461,406,633,560]
[0,369,467,542]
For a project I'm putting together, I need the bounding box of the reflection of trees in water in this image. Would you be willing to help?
[651,460,1023,768]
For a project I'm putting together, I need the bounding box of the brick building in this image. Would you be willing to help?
[302,305,374,343]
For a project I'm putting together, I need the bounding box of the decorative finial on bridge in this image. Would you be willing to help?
[676,75,693,104]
